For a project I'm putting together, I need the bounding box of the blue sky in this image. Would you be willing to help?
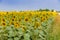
[0,0,60,11]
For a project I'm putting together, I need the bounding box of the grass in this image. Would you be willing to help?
[47,15,60,40]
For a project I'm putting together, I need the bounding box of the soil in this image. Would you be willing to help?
[52,15,60,35]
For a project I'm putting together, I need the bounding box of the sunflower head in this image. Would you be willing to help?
[34,22,41,29]
[1,22,6,27]
[14,22,20,28]
[22,26,27,32]
[19,18,21,22]
[2,18,6,22]
[24,17,29,22]
[40,17,45,22]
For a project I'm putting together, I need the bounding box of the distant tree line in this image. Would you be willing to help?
[38,9,54,12]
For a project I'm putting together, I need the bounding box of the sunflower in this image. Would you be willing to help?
[18,18,21,22]
[1,22,6,27]
[52,12,58,17]
[14,22,20,28]
[11,17,17,22]
[24,17,29,22]
[21,26,27,32]
[40,17,46,22]
[1,18,6,22]
[9,20,14,26]
[13,16,16,18]
[11,18,15,21]
[28,12,32,17]
[45,16,49,20]
[34,22,41,29]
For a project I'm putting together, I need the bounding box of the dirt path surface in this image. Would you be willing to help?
[52,15,60,35]
[55,15,60,24]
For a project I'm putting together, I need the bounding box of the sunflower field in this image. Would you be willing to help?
[0,11,58,40]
